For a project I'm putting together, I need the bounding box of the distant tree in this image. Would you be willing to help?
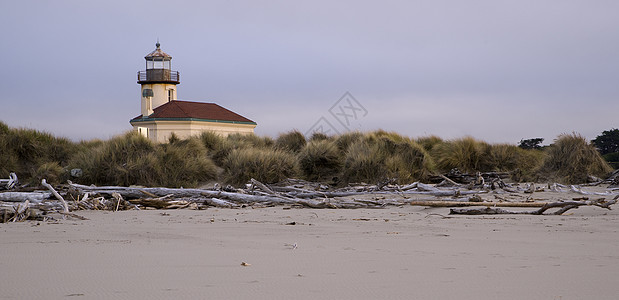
[591,129,619,155]
[518,138,544,150]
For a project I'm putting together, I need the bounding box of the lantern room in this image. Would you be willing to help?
[137,42,179,84]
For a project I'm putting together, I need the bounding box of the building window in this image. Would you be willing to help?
[138,127,148,138]
[168,89,174,101]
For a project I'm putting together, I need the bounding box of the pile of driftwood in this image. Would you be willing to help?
[1,173,618,222]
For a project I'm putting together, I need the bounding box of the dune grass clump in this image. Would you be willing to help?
[368,131,434,183]
[340,131,434,184]
[227,133,274,149]
[32,162,64,186]
[334,131,364,152]
[480,144,546,181]
[198,131,233,165]
[416,135,444,152]
[0,124,77,184]
[298,139,342,182]
[274,130,307,153]
[341,140,387,184]
[69,132,159,186]
[155,137,217,187]
[431,137,489,173]
[537,133,613,184]
[309,132,332,142]
[69,132,218,187]
[223,148,299,186]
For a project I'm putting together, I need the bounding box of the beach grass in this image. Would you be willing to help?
[0,121,614,187]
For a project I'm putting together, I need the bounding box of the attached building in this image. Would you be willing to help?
[130,42,256,143]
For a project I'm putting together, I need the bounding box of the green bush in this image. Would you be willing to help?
[538,133,613,184]
[603,152,619,169]
[298,139,342,182]
[223,148,299,186]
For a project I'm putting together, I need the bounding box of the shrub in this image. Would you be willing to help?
[603,152,619,169]
[223,148,299,186]
[274,130,307,153]
[538,133,613,184]
[298,139,342,182]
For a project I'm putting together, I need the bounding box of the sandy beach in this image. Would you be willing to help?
[1,197,619,300]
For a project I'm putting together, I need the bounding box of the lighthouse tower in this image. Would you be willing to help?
[137,42,179,117]
[131,42,256,142]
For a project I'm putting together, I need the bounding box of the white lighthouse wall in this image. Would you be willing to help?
[140,84,177,116]
[132,120,256,143]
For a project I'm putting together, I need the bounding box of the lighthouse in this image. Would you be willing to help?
[130,42,256,142]
[137,42,179,117]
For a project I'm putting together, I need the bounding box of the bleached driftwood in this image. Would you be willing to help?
[409,200,547,208]
[449,198,616,215]
[42,179,69,213]
[0,192,51,202]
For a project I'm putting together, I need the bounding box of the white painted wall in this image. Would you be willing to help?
[140,83,177,116]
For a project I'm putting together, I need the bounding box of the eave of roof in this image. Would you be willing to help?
[130,100,256,124]
[130,117,257,125]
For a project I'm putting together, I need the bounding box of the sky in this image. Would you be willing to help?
[1,0,617,144]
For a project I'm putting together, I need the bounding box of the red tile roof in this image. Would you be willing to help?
[131,100,256,124]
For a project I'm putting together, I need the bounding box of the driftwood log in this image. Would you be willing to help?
[450,198,617,215]
[3,177,618,223]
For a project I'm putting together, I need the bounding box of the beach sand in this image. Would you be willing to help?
[1,199,619,299]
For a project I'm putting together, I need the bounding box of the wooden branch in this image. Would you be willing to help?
[42,179,69,213]
[250,178,276,194]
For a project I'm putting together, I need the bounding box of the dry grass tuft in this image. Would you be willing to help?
[298,139,342,183]
[341,131,434,184]
[416,135,444,152]
[538,133,613,184]
[223,148,299,186]
[309,132,332,142]
[274,130,307,153]
[69,132,217,187]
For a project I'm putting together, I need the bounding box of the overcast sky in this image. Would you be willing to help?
[1,0,617,144]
